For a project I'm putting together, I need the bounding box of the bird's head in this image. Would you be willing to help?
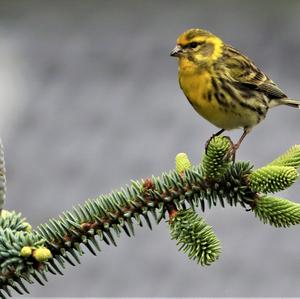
[170,28,224,65]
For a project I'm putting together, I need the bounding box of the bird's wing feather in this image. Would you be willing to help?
[223,45,287,99]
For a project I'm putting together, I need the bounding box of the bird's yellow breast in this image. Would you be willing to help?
[178,59,256,130]
[178,60,220,123]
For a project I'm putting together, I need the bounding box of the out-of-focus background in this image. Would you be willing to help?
[1,0,300,296]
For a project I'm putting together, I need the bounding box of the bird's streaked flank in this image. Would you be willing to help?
[171,28,300,154]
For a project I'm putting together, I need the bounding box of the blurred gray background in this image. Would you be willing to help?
[1,0,300,297]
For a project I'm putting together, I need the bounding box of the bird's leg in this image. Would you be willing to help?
[226,128,250,162]
[205,128,225,153]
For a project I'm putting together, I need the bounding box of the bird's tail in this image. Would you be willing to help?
[281,98,300,109]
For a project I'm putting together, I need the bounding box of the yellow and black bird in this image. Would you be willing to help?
[170,28,300,154]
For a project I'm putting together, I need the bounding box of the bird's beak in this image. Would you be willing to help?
[170,45,183,57]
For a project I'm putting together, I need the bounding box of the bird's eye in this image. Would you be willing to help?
[189,42,199,48]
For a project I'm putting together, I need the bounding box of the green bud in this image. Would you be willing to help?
[269,145,300,169]
[254,195,300,227]
[169,209,221,266]
[249,165,299,193]
[202,136,231,178]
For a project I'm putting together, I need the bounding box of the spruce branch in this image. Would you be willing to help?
[0,137,299,298]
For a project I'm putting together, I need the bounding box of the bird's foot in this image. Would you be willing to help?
[224,141,240,162]
[205,134,239,162]
[205,137,213,154]
[205,129,225,153]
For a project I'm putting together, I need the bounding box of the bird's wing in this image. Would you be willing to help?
[223,45,287,99]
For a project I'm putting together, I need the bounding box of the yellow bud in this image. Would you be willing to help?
[1,210,11,218]
[20,246,32,257]
[33,247,52,262]
[23,222,32,232]
[175,153,191,174]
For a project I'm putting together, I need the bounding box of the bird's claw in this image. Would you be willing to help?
[205,129,225,153]
[205,135,215,153]
[205,134,237,162]
[224,141,239,162]
[205,130,242,163]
